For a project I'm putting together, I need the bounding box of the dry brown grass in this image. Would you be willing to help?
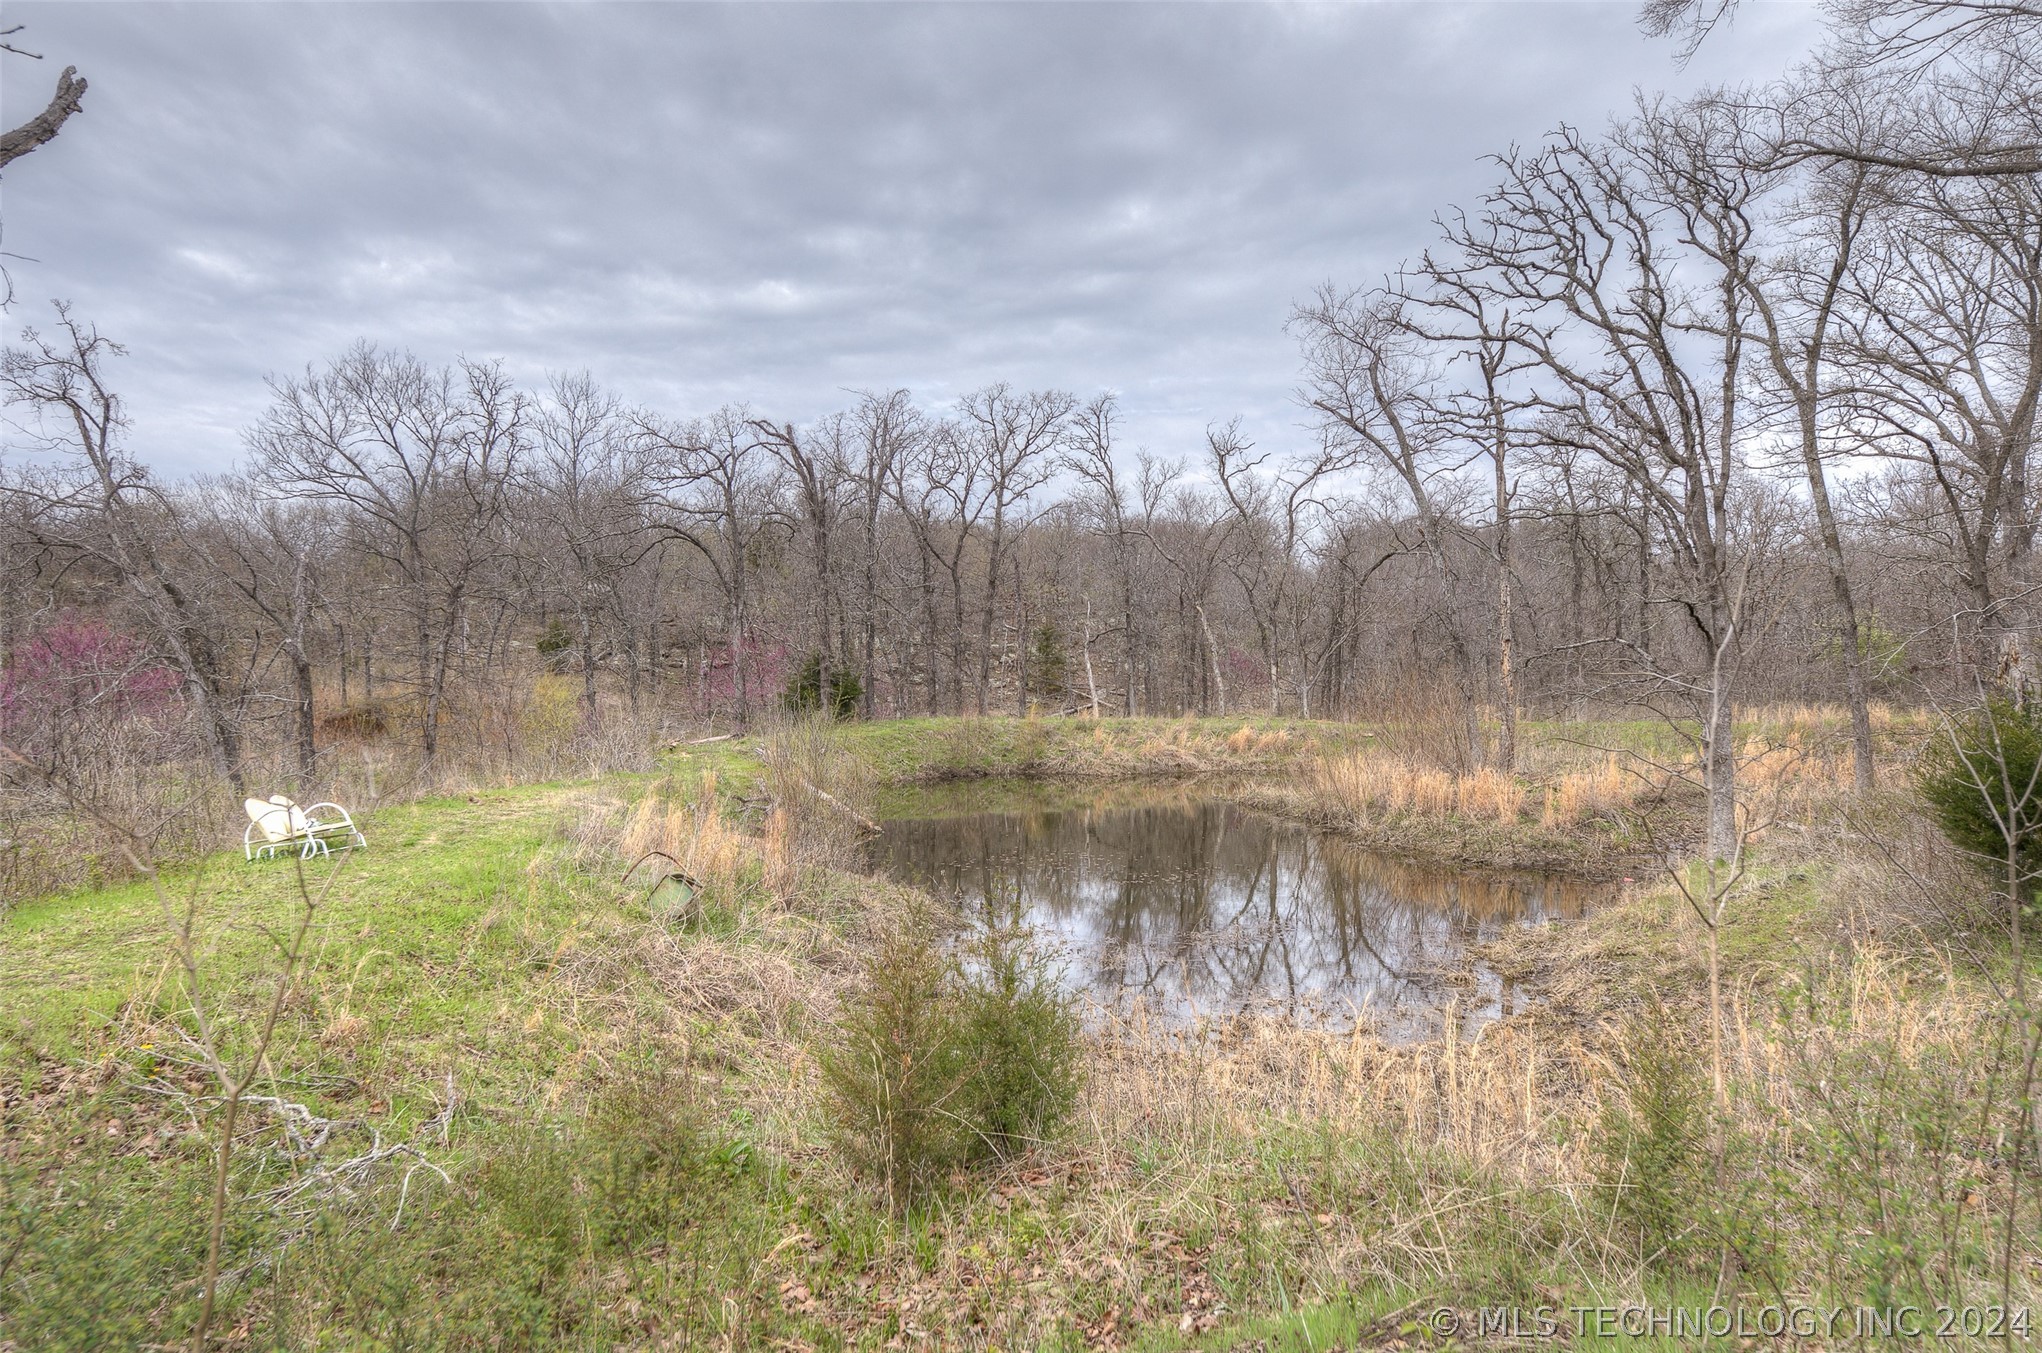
[1539,755,1632,828]
[1019,717,1307,781]
[616,771,754,891]
[1035,909,2033,1318]
[1297,708,1900,850]
[1736,728,1868,816]
[1313,750,1537,824]
[1742,699,1912,735]
[1092,1003,1608,1176]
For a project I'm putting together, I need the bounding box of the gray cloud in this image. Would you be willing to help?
[0,1,1819,475]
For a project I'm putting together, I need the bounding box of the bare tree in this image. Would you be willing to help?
[1828,169,2042,684]
[1401,258,1547,770]
[3,307,250,795]
[527,372,646,724]
[752,411,852,708]
[1135,463,1236,716]
[1292,287,1490,759]
[1062,393,1145,714]
[1446,103,1765,863]
[1648,0,2042,176]
[849,390,921,717]
[955,385,1073,715]
[204,479,330,790]
[252,345,527,775]
[640,405,780,726]
[1206,419,1354,718]
[1739,152,1882,787]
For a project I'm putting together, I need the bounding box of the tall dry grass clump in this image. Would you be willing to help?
[1092,1007,1606,1178]
[1743,699,1908,737]
[1736,728,1864,813]
[1457,767,1525,821]
[1313,750,1529,824]
[1076,935,2039,1309]
[617,770,753,902]
[756,714,877,878]
[1068,1008,1629,1301]
[1539,755,1631,828]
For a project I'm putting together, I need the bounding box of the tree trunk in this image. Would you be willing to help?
[1083,598,1101,717]
[977,543,1002,718]
[1119,536,1138,715]
[1703,676,1738,865]
[1196,602,1226,717]
[1014,555,1028,718]
[294,652,317,791]
[578,606,598,725]
[1494,433,1517,773]
[861,547,880,719]
[416,606,436,770]
[622,623,641,715]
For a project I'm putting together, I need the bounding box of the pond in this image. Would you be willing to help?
[866,781,1615,1041]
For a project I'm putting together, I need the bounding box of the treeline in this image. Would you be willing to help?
[2,0,2039,851]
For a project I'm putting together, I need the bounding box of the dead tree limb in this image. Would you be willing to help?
[0,66,86,170]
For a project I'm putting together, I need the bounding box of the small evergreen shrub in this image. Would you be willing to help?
[818,928,973,1203]
[1919,695,2042,880]
[535,617,574,673]
[1026,622,1068,706]
[818,914,1082,1202]
[783,653,861,719]
[952,905,1083,1162]
[1593,1008,1713,1269]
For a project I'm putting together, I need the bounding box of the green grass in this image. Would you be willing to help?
[0,778,644,1111]
[5,713,2031,1349]
[0,714,1361,1102]
[671,713,1368,792]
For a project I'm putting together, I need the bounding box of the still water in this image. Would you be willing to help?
[866,784,1613,1040]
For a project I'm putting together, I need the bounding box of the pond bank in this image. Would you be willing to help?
[1230,780,1656,879]
[678,715,1670,880]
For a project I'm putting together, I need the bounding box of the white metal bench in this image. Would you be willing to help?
[243,795,368,862]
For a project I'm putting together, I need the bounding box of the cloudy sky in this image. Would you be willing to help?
[0,1,1819,477]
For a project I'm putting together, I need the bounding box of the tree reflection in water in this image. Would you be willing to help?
[867,794,1613,1040]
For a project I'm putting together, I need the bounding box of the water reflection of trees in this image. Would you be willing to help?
[868,800,1605,1027]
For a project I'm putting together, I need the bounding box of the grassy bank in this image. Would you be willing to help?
[674,714,1355,789]
[680,713,1649,874]
[699,708,1918,876]
[4,713,2036,1349]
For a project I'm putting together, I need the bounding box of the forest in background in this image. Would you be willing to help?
[0,1,2035,875]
